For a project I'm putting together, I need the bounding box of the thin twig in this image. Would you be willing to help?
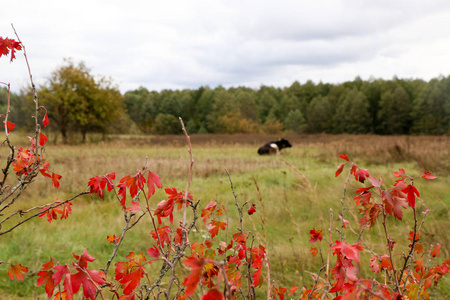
[339,168,352,241]
[225,168,256,299]
[101,212,132,276]
[179,117,194,229]
[0,191,89,236]
[325,208,333,289]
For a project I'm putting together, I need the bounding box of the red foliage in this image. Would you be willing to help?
[42,113,49,127]
[0,37,21,62]
[39,201,72,223]
[87,172,116,198]
[202,288,224,300]
[115,252,147,296]
[247,203,257,215]
[7,264,28,281]
[309,228,323,243]
[182,256,206,296]
[36,258,55,298]
[40,251,105,300]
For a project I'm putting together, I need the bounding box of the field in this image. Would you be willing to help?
[0,133,449,299]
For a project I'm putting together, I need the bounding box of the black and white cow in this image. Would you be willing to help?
[257,138,292,155]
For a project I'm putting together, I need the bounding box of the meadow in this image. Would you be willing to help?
[0,133,449,299]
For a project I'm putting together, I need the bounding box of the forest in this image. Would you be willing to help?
[1,60,449,139]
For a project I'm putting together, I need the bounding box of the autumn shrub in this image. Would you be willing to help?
[260,119,284,134]
[219,112,259,134]
[1,32,449,300]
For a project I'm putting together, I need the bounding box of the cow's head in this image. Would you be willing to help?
[277,138,292,149]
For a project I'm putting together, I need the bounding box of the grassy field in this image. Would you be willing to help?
[0,134,449,299]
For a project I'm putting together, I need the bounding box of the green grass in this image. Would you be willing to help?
[0,134,449,299]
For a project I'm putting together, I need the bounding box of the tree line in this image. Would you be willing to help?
[1,60,449,140]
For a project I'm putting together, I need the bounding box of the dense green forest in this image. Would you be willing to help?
[1,61,449,138]
[121,76,449,135]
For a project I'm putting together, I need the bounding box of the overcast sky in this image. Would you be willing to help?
[1,0,450,93]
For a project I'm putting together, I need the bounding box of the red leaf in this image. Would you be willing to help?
[39,209,56,223]
[380,254,393,270]
[147,245,160,259]
[431,243,441,258]
[273,286,287,300]
[118,184,127,208]
[150,226,171,248]
[43,113,50,127]
[368,176,383,188]
[354,168,369,183]
[309,228,323,243]
[182,256,206,296]
[120,268,144,295]
[0,37,22,62]
[9,40,21,62]
[408,231,420,244]
[350,164,358,176]
[332,241,363,264]
[289,285,298,295]
[251,264,263,287]
[310,247,318,257]
[402,184,420,208]
[39,132,48,146]
[201,201,218,223]
[147,171,162,197]
[202,288,224,300]
[49,251,103,299]
[52,264,71,286]
[7,264,28,281]
[414,258,424,273]
[127,252,147,265]
[166,187,193,210]
[247,203,256,215]
[207,220,227,238]
[39,201,72,222]
[5,120,15,133]
[393,168,406,178]
[415,243,424,254]
[355,186,373,193]
[39,161,51,178]
[71,269,105,299]
[154,199,175,224]
[422,171,437,180]
[59,202,72,220]
[335,163,345,177]
[88,173,116,199]
[191,242,206,256]
[73,250,96,268]
[107,234,120,244]
[382,189,408,220]
[339,154,349,161]
[354,190,372,206]
[37,259,55,298]
[52,172,62,189]
[370,255,381,273]
[126,201,141,213]
[120,171,146,199]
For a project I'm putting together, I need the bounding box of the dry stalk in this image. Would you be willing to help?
[225,168,256,299]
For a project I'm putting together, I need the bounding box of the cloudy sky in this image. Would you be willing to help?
[1,0,450,93]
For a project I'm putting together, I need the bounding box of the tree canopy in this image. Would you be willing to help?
[37,59,124,142]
